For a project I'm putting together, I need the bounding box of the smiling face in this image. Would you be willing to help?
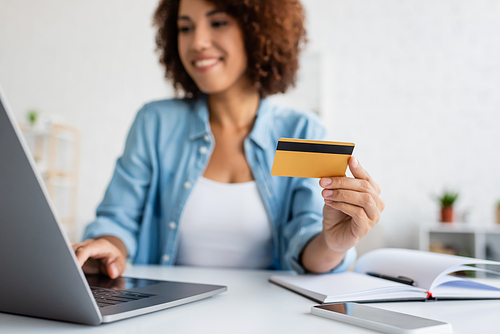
[177,0,250,95]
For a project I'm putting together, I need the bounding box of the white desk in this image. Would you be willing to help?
[1,266,499,333]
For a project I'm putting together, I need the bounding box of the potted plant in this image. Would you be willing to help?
[27,110,38,126]
[436,191,459,223]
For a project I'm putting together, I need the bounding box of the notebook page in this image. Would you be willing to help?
[431,265,500,289]
[432,276,500,299]
[270,272,424,302]
[354,248,500,291]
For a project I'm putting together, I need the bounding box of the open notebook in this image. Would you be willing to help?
[270,248,500,303]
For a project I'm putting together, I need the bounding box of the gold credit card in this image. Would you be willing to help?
[271,138,355,178]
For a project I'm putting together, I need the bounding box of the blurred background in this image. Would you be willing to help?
[1,0,499,259]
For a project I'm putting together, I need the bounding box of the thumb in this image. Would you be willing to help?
[349,156,365,179]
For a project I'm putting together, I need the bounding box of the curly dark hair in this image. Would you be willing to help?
[153,0,307,99]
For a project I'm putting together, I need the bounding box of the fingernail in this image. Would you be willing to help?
[109,264,118,278]
[321,178,332,186]
[351,157,359,167]
[323,190,333,197]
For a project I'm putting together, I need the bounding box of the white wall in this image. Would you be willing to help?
[301,0,500,249]
[0,0,172,241]
[1,0,499,250]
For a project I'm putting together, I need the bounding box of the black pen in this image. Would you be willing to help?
[366,272,415,286]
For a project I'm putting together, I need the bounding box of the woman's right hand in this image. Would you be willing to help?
[72,236,128,279]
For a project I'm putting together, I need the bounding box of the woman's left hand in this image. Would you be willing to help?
[319,156,385,253]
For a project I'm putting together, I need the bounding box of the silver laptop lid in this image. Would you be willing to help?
[0,86,102,325]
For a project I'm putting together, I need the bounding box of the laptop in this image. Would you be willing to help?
[0,87,227,325]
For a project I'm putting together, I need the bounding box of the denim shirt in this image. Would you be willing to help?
[83,97,356,274]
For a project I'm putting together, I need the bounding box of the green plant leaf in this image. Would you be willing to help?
[27,110,38,125]
[435,190,459,207]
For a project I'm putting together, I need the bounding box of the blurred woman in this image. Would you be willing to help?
[74,0,384,278]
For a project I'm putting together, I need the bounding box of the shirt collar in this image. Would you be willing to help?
[248,98,272,150]
[189,95,211,141]
[189,95,272,150]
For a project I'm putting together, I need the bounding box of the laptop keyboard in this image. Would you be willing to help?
[91,287,155,308]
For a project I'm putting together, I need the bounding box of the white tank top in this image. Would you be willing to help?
[176,176,273,269]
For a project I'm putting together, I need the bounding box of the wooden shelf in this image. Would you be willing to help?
[20,123,80,242]
[419,222,500,261]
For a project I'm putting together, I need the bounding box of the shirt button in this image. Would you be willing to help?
[163,254,170,262]
[199,146,208,154]
[183,181,192,189]
[204,135,210,142]
[169,221,177,229]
